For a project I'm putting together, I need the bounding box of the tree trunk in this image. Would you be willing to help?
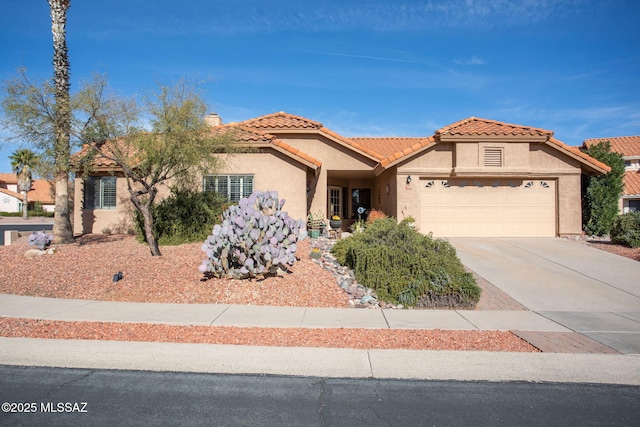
[130,188,162,256]
[141,204,162,256]
[22,191,28,220]
[49,0,74,244]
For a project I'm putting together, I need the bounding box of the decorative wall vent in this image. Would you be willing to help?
[484,147,503,167]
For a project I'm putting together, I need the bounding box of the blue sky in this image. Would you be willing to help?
[1,0,639,173]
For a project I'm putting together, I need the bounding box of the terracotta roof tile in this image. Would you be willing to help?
[548,137,610,174]
[0,173,18,185]
[436,117,553,138]
[213,124,322,169]
[0,179,53,205]
[351,137,429,159]
[623,170,640,195]
[239,111,322,130]
[319,129,382,160]
[583,136,640,157]
[28,180,55,204]
[0,187,22,199]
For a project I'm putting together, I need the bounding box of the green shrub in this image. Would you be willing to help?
[135,188,227,245]
[331,218,480,308]
[611,212,640,248]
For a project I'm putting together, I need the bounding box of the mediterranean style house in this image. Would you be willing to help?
[583,136,640,214]
[73,112,609,238]
[0,173,55,214]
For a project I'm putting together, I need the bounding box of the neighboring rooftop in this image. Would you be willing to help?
[583,136,640,157]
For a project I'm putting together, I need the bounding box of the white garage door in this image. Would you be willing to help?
[419,179,556,237]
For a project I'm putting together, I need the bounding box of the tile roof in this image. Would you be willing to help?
[623,170,640,195]
[240,111,381,161]
[0,173,18,185]
[352,137,436,169]
[212,124,322,169]
[583,136,640,157]
[350,137,429,158]
[239,111,323,130]
[548,138,611,174]
[0,187,22,200]
[0,179,54,204]
[436,117,553,138]
[29,180,55,204]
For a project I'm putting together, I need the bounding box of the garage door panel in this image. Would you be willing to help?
[420,179,556,237]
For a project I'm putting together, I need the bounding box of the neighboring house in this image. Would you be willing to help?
[0,173,56,213]
[583,136,640,214]
[73,112,609,238]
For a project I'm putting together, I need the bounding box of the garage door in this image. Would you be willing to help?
[419,179,556,237]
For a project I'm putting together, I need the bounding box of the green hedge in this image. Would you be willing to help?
[611,212,640,248]
[331,218,481,308]
[135,188,227,246]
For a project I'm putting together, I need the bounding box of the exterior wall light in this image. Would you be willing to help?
[406,175,412,185]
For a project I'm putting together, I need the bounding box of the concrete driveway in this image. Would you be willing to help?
[449,238,640,354]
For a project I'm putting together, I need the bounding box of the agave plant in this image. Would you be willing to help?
[199,191,307,279]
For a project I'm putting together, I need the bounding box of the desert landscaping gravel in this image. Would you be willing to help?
[4,233,635,352]
[0,235,349,307]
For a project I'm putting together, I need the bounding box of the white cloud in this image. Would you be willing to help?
[454,55,486,66]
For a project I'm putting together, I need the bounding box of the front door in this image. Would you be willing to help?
[351,188,371,221]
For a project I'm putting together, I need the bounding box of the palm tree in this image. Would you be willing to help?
[9,149,39,220]
[48,0,74,243]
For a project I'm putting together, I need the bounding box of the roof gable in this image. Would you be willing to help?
[0,187,22,200]
[583,136,640,157]
[436,117,553,140]
[212,124,322,171]
[239,111,322,130]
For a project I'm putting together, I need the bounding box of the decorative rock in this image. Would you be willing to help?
[309,236,403,309]
[24,249,48,258]
[360,295,376,304]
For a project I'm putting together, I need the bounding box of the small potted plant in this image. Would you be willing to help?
[307,210,325,238]
[329,215,342,230]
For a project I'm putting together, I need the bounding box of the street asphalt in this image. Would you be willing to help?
[0,234,639,385]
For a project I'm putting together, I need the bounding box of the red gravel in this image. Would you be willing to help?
[0,234,538,351]
[0,235,349,307]
[586,241,640,261]
[0,318,538,352]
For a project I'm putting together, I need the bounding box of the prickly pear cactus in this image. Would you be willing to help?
[199,191,307,279]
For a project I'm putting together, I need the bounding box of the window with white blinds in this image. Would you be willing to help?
[203,175,254,202]
[85,176,117,210]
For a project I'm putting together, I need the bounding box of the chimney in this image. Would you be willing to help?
[204,113,222,127]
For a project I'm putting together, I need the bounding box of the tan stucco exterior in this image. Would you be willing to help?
[73,113,609,238]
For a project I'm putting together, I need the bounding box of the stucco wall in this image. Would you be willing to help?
[0,192,21,213]
[74,175,137,235]
[216,150,308,221]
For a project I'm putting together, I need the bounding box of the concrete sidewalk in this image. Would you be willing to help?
[0,294,569,331]
[1,294,639,385]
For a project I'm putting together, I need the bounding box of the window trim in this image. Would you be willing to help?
[85,176,117,210]
[203,174,254,202]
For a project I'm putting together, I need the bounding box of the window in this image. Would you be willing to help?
[328,187,342,218]
[629,200,640,212]
[484,147,503,167]
[204,175,253,202]
[85,176,116,210]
